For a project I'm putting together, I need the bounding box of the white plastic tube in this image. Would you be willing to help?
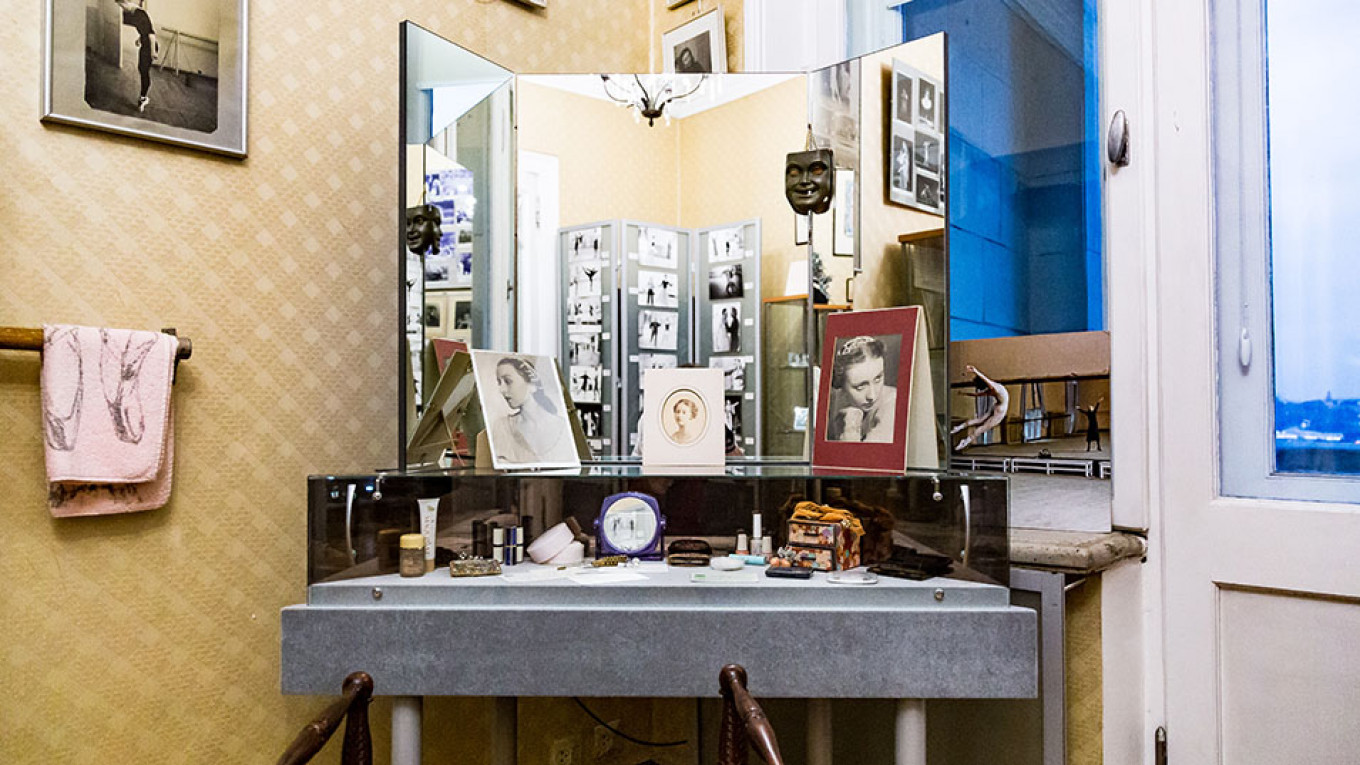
[418,498,439,573]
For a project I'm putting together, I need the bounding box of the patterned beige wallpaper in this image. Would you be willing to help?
[0,1,652,763]
[518,80,681,227]
[677,77,806,298]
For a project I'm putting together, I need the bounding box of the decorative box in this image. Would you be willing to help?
[787,519,861,570]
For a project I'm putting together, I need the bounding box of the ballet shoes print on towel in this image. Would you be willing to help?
[43,327,160,450]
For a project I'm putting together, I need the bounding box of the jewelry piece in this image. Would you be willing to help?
[450,555,502,577]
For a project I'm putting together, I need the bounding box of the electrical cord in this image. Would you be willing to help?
[571,697,689,748]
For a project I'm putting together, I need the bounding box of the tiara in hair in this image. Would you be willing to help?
[836,336,876,357]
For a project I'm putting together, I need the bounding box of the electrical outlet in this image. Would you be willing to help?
[592,722,618,760]
[550,736,575,765]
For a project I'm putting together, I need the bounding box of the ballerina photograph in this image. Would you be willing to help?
[471,351,580,470]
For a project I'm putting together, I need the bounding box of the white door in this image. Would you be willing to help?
[1152,0,1360,762]
[515,151,560,357]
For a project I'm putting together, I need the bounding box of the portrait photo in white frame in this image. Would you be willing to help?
[641,367,725,467]
[662,6,727,74]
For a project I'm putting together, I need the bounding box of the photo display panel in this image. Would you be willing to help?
[559,222,620,455]
[621,222,692,455]
[696,220,762,455]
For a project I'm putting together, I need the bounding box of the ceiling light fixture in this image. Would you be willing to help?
[599,74,706,127]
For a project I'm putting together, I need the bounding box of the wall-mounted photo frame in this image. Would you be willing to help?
[662,6,727,74]
[42,0,248,158]
[794,214,810,246]
[887,59,945,215]
[423,292,448,335]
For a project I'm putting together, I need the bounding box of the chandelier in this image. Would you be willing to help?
[599,74,707,127]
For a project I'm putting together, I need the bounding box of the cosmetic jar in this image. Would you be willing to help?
[399,533,426,577]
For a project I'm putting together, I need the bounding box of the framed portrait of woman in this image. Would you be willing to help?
[470,350,581,470]
[641,367,724,467]
[812,307,937,471]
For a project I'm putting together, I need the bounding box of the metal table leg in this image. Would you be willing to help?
[392,696,423,765]
[895,699,926,765]
[807,698,832,765]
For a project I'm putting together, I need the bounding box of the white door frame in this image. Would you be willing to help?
[1150,0,1360,761]
[516,150,560,357]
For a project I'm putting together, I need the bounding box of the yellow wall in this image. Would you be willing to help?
[677,77,806,298]
[857,36,947,311]
[0,1,652,763]
[517,80,680,227]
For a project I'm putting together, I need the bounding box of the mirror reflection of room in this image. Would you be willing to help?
[516,71,809,459]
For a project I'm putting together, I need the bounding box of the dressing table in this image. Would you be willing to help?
[280,466,1036,765]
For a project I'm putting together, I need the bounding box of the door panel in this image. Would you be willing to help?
[1152,0,1360,761]
[1218,587,1360,765]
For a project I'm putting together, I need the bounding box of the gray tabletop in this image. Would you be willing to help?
[282,563,1037,699]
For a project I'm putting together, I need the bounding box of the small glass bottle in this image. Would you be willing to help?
[399,533,426,577]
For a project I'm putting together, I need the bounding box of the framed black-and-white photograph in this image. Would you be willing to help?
[712,303,741,353]
[915,133,941,175]
[725,396,743,440]
[637,226,679,269]
[569,262,603,297]
[568,227,603,262]
[707,226,744,262]
[662,6,727,74]
[889,58,944,214]
[708,264,743,299]
[451,246,473,288]
[425,252,454,289]
[470,350,580,470]
[916,77,938,132]
[568,332,601,367]
[43,0,248,157]
[708,357,746,392]
[794,214,810,245]
[637,353,677,389]
[916,173,941,209]
[637,309,678,351]
[566,296,602,326]
[894,70,913,125]
[451,297,472,331]
[637,269,679,307]
[569,365,602,404]
[641,368,724,467]
[423,293,447,334]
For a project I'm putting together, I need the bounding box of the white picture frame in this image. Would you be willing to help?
[470,350,581,470]
[642,368,725,467]
[662,6,727,74]
[42,0,249,157]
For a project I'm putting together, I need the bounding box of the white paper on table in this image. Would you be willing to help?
[568,569,650,585]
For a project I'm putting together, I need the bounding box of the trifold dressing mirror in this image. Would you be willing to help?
[399,21,950,471]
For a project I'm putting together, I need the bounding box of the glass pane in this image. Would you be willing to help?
[1267,1,1360,475]
[883,0,1104,342]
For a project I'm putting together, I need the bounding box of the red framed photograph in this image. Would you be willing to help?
[812,307,936,471]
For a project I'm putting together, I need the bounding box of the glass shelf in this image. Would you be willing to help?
[307,462,1009,589]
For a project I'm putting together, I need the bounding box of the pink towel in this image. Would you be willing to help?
[41,325,178,517]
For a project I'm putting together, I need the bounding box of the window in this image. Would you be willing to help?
[1216,0,1360,501]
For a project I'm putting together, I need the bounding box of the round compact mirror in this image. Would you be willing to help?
[594,492,666,559]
